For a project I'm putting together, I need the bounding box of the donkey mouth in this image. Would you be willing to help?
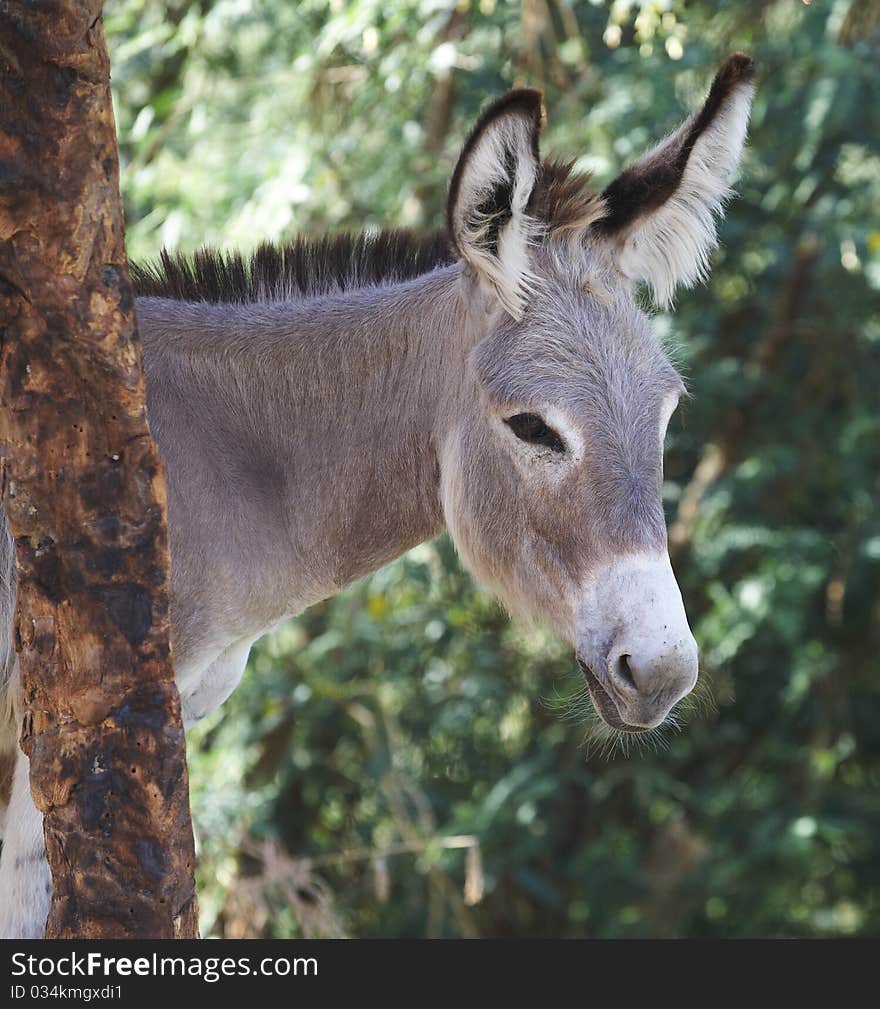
[577,658,647,734]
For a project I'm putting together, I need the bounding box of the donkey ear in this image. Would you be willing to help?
[447,89,545,319]
[596,53,755,307]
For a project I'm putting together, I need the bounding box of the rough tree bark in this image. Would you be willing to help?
[0,2,198,937]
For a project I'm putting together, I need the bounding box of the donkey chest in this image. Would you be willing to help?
[176,637,258,727]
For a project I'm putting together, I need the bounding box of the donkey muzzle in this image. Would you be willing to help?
[575,552,699,731]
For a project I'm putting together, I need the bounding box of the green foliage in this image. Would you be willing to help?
[107,0,880,937]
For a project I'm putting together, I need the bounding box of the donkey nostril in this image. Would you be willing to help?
[612,653,637,691]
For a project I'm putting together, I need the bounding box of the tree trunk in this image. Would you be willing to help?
[0,1,198,938]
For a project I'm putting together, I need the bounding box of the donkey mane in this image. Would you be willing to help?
[131,160,602,304]
[532,158,605,236]
[130,228,454,304]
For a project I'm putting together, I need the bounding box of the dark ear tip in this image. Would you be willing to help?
[717,52,755,87]
[479,88,546,131]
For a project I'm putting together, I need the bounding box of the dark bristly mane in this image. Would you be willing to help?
[130,161,602,304]
[536,158,605,236]
[131,229,454,304]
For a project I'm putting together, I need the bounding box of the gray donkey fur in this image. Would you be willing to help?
[0,55,754,937]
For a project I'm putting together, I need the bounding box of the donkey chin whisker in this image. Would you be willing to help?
[679,666,718,720]
[544,668,689,755]
[541,677,594,725]
[580,715,679,762]
[568,680,690,762]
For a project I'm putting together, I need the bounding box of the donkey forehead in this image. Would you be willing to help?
[475,245,683,411]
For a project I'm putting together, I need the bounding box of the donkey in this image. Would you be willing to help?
[0,54,755,938]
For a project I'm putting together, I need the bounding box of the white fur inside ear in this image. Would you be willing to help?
[658,389,680,445]
[452,113,541,319]
[618,81,754,308]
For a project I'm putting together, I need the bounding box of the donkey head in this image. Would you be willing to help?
[439,55,754,733]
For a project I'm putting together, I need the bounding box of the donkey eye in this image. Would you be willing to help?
[504,413,566,454]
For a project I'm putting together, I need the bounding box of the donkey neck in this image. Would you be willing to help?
[138,264,470,659]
